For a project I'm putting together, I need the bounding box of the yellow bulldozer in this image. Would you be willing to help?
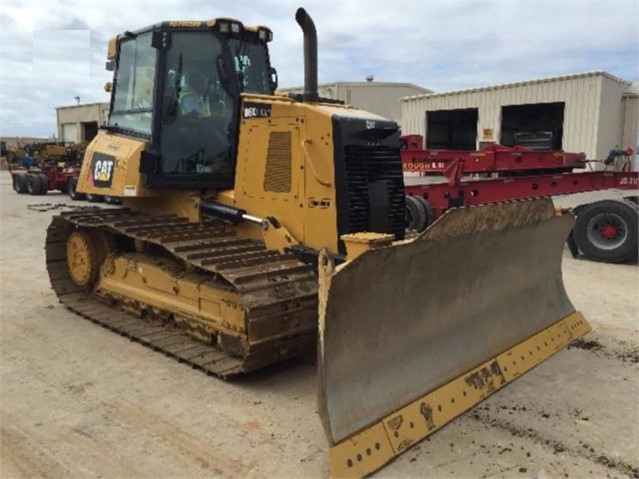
[46,8,590,477]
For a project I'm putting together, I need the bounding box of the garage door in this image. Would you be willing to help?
[61,123,78,143]
[426,108,478,150]
[501,102,565,150]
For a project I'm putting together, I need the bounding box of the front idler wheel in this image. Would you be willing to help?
[66,230,109,287]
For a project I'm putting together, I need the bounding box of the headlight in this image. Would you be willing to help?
[258,28,273,42]
[212,18,244,35]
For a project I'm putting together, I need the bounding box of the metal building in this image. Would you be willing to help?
[622,81,639,157]
[56,102,110,143]
[281,78,431,123]
[401,71,638,164]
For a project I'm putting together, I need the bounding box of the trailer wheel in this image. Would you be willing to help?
[573,200,638,263]
[413,196,435,228]
[86,194,104,203]
[405,195,428,232]
[26,174,40,195]
[624,196,638,207]
[37,173,48,195]
[16,174,28,194]
[12,175,21,193]
[622,199,639,262]
[67,177,85,201]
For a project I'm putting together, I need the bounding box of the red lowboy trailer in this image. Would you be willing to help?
[10,164,80,197]
[9,164,120,204]
[402,135,638,264]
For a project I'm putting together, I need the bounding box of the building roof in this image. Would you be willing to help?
[55,102,110,110]
[624,81,639,97]
[401,71,632,102]
[280,81,432,93]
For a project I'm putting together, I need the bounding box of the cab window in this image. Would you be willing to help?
[160,31,234,176]
[109,32,156,134]
[229,38,271,94]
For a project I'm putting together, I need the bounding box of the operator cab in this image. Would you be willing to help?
[105,19,277,189]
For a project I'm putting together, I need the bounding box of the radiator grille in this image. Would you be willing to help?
[263,131,292,193]
[343,145,405,240]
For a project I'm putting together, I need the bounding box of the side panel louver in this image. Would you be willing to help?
[264,131,292,193]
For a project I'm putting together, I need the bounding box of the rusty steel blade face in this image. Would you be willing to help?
[318,199,576,445]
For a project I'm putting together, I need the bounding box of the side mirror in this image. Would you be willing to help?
[139,150,161,174]
[269,67,278,92]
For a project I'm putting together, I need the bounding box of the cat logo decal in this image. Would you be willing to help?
[89,153,116,188]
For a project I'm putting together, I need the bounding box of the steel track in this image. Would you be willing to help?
[45,207,318,378]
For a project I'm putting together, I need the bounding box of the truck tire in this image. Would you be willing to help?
[26,174,40,195]
[37,173,48,195]
[405,195,428,232]
[413,196,435,228]
[12,174,21,193]
[16,174,28,194]
[86,194,104,203]
[624,196,638,207]
[67,177,85,201]
[622,199,639,262]
[103,196,121,205]
[573,199,638,263]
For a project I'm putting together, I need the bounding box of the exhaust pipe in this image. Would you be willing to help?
[295,8,318,102]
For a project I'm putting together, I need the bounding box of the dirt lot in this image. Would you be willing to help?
[1,171,637,479]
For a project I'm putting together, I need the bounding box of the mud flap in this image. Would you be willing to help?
[317,199,590,478]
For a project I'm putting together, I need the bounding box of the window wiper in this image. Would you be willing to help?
[100,123,150,139]
[100,124,120,132]
[163,53,183,124]
[234,39,249,92]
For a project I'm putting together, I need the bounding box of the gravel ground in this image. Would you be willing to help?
[1,171,637,479]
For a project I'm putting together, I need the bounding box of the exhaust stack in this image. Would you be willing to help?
[295,8,318,102]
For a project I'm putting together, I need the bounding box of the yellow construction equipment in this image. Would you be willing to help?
[45,8,590,476]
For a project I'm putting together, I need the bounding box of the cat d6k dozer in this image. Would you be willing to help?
[45,7,590,477]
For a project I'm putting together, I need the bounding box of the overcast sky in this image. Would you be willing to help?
[0,0,637,137]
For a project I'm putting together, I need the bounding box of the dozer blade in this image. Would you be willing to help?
[317,199,590,478]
